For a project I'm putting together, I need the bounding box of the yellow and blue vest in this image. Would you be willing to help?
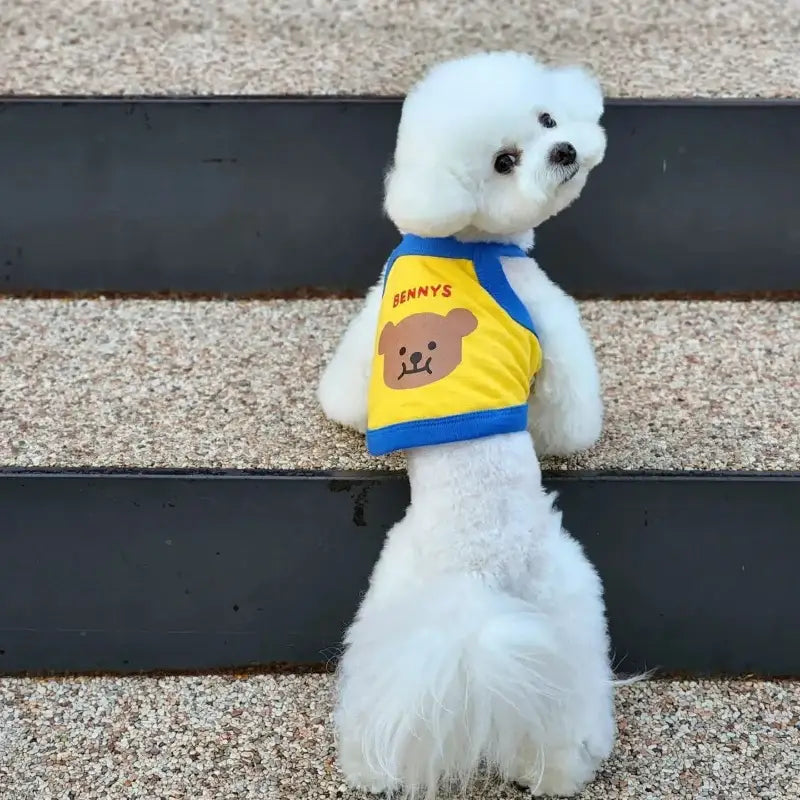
[366,234,543,456]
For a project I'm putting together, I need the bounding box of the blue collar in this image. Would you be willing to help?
[390,234,528,263]
[381,233,537,337]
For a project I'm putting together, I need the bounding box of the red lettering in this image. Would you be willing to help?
[391,284,453,305]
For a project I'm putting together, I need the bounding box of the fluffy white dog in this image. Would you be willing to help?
[318,51,617,799]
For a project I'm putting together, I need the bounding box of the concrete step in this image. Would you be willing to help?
[0,0,798,97]
[0,2,797,678]
[1,98,797,297]
[1,296,798,676]
[0,674,798,799]
[1,297,797,473]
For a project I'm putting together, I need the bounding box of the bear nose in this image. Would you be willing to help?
[409,351,423,365]
[549,142,577,167]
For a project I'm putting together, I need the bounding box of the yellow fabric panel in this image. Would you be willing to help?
[367,253,542,432]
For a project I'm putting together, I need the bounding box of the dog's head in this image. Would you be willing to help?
[378,309,478,389]
[384,50,606,240]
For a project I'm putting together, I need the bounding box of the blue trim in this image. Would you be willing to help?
[391,233,527,261]
[381,234,529,295]
[366,404,529,456]
[473,249,537,336]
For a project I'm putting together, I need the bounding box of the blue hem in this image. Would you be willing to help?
[366,405,529,456]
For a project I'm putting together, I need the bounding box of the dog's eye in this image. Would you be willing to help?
[399,347,406,356]
[493,152,517,174]
[428,341,437,351]
[538,112,557,129]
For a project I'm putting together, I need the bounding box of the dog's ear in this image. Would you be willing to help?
[445,307,478,338]
[547,64,604,122]
[383,162,477,237]
[377,321,395,355]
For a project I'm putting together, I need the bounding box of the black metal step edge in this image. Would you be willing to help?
[1,467,798,677]
[1,97,798,297]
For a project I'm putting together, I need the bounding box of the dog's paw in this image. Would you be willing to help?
[316,363,369,434]
[512,740,602,797]
[337,743,399,797]
[512,771,589,798]
[341,770,397,797]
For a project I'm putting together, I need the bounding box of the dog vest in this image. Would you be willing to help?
[366,234,542,456]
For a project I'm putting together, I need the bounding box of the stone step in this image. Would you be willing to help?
[1,4,798,676]
[2,297,796,473]
[1,0,798,97]
[1,295,798,676]
[0,674,797,798]
[1,98,796,297]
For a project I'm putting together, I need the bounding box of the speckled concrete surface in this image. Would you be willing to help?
[0,0,799,98]
[0,675,797,799]
[0,298,797,472]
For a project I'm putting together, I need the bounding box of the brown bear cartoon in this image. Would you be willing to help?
[378,308,478,389]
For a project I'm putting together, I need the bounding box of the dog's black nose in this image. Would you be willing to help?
[409,351,423,365]
[549,142,577,167]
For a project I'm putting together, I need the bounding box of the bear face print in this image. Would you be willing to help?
[378,308,478,389]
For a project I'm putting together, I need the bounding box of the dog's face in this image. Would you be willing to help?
[384,51,607,238]
[378,309,478,390]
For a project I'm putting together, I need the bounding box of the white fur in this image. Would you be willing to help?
[318,50,620,798]
[334,436,616,799]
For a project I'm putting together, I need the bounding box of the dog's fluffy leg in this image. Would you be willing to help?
[317,276,383,433]
[508,532,617,798]
[511,681,616,797]
[513,741,609,797]
[506,258,603,456]
[335,569,571,800]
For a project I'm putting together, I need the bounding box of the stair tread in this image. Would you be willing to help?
[1,1,798,98]
[0,674,797,798]
[1,298,796,472]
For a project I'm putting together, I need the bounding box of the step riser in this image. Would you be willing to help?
[2,470,798,676]
[1,99,798,296]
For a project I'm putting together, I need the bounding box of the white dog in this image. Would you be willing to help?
[318,51,617,799]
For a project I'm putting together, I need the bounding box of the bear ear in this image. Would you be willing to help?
[446,308,478,337]
[377,320,395,355]
[383,162,477,237]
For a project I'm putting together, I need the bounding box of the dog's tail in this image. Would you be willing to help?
[334,573,570,799]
